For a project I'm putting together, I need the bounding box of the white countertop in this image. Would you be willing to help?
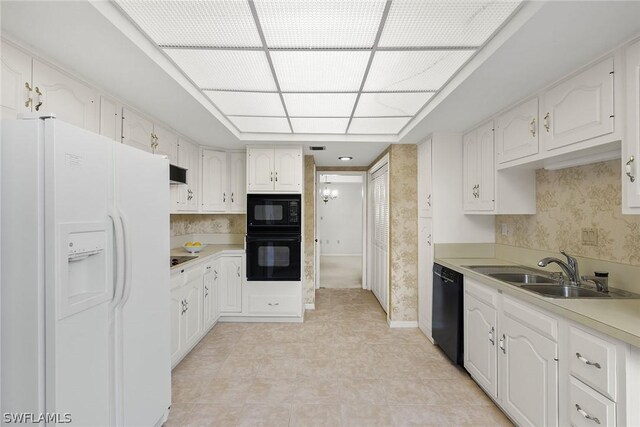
[171,244,244,271]
[435,257,640,348]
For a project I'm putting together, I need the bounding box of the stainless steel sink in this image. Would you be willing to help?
[488,273,556,284]
[521,284,609,298]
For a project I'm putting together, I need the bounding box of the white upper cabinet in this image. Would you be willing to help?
[122,108,154,153]
[99,96,122,142]
[229,152,247,212]
[201,149,228,212]
[541,57,614,151]
[417,139,433,217]
[247,147,302,193]
[463,121,495,212]
[1,41,32,119]
[496,97,539,164]
[32,59,99,133]
[174,137,199,212]
[624,38,640,212]
[153,124,178,164]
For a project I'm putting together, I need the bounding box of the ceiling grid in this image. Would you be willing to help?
[114,0,522,136]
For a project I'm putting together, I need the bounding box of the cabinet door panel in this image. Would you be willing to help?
[496,97,539,163]
[182,278,203,350]
[203,266,215,329]
[274,148,302,192]
[464,291,498,399]
[169,286,183,366]
[624,39,640,209]
[248,148,274,192]
[417,217,433,337]
[99,96,122,142]
[33,60,99,133]
[219,256,242,313]
[477,121,495,210]
[175,138,199,211]
[542,57,614,150]
[463,130,478,210]
[122,108,153,153]
[229,152,247,212]
[418,140,433,217]
[1,41,32,119]
[154,124,178,164]
[201,149,227,212]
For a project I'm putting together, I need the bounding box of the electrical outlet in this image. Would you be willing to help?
[501,223,509,236]
[581,228,598,246]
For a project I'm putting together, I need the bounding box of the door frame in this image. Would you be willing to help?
[314,171,368,290]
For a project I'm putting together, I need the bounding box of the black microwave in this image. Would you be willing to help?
[247,194,301,234]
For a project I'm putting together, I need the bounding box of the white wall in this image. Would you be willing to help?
[318,182,363,255]
[431,133,496,243]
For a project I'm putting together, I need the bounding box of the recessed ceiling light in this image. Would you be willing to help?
[339,156,353,161]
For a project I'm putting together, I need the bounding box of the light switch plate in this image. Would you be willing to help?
[581,228,598,246]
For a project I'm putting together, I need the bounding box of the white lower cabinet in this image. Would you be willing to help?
[244,282,302,317]
[417,217,433,338]
[464,277,558,427]
[202,262,220,330]
[569,377,616,427]
[219,255,243,314]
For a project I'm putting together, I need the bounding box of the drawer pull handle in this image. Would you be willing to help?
[267,302,279,306]
[576,353,601,369]
[576,404,600,424]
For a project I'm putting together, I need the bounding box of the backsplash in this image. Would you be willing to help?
[170,214,246,237]
[496,159,640,266]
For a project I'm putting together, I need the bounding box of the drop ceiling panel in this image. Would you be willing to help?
[115,0,261,48]
[271,51,370,92]
[164,49,277,91]
[379,1,521,47]
[254,0,386,48]
[204,91,285,116]
[349,117,411,134]
[291,118,349,134]
[284,93,358,117]
[364,50,475,91]
[228,116,291,133]
[355,92,433,117]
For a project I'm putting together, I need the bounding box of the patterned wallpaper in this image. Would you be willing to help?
[496,159,640,265]
[303,155,316,306]
[170,214,246,237]
[388,145,419,322]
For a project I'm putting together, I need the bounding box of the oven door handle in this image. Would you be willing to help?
[246,236,301,243]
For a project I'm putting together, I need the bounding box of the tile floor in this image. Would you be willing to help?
[319,256,362,289]
[167,288,512,426]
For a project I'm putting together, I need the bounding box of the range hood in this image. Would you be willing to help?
[169,164,187,185]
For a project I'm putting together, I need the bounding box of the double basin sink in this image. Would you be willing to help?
[464,265,640,299]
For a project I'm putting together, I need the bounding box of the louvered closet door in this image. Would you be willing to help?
[369,165,389,313]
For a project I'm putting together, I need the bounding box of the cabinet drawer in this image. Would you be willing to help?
[502,294,558,342]
[569,326,617,401]
[569,376,616,427]
[247,294,300,317]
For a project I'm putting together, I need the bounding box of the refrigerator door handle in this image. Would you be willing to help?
[109,212,125,307]
[118,210,134,308]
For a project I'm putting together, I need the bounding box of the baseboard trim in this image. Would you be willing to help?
[218,316,303,323]
[387,320,419,328]
[304,303,315,310]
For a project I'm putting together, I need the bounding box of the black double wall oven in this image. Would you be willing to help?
[246,194,301,281]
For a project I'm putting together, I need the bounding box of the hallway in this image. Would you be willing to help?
[319,256,362,289]
[167,289,511,426]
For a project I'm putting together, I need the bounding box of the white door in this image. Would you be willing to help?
[499,309,558,427]
[496,97,539,164]
[369,164,389,313]
[477,121,496,211]
[463,130,479,210]
[541,57,614,151]
[201,149,227,212]
[464,290,498,400]
[122,108,153,153]
[114,142,171,425]
[248,148,275,192]
[182,274,203,350]
[33,60,99,133]
[417,217,433,338]
[169,282,183,366]
[274,147,302,192]
[229,152,247,212]
[418,139,433,218]
[624,38,640,210]
[99,96,122,142]
[153,124,178,165]
[1,41,32,118]
[219,256,243,313]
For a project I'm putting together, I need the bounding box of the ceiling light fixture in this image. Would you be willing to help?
[339,156,353,161]
[320,187,339,204]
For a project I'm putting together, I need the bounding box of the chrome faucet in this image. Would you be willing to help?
[538,250,581,286]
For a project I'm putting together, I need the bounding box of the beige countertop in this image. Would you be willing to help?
[170,244,244,272]
[435,257,640,348]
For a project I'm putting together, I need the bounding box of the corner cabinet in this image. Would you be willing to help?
[624,38,640,212]
[247,146,303,193]
[464,278,558,427]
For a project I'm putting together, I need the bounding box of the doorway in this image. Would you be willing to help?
[315,172,366,289]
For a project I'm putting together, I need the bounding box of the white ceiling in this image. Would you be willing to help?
[114,0,522,136]
[2,1,640,166]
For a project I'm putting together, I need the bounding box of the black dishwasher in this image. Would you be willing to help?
[432,263,464,366]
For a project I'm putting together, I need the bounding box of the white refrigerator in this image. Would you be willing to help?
[1,116,171,426]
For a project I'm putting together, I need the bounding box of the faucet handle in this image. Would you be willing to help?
[560,249,576,265]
